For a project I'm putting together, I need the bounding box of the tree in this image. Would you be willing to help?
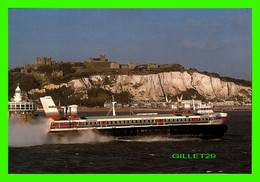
[45,86,74,106]
[103,76,110,85]
[8,72,41,100]
[82,88,112,107]
[114,91,133,104]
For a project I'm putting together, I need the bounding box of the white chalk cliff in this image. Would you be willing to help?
[29,71,252,102]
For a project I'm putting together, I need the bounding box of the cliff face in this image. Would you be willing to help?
[29,71,252,102]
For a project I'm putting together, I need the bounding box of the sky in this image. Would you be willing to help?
[8,8,252,80]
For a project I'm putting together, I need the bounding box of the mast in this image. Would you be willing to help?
[191,94,197,111]
[112,95,116,116]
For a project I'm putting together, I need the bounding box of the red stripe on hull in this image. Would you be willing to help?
[155,119,164,123]
[47,115,61,119]
[184,110,191,114]
[53,122,70,127]
[192,118,199,121]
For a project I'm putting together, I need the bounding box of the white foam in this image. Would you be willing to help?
[116,136,201,142]
[8,117,113,147]
[8,117,49,147]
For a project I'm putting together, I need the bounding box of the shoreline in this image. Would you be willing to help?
[37,106,251,112]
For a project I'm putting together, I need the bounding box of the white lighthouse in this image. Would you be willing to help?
[13,83,22,102]
[8,84,37,119]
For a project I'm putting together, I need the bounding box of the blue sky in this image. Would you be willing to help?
[9,8,252,80]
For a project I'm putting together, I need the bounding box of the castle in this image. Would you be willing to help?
[35,56,55,66]
[88,54,108,63]
[16,54,159,75]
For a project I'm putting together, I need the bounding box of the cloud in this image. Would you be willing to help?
[225,17,246,27]
[186,19,203,26]
[181,39,231,51]
[210,22,220,27]
[208,30,217,36]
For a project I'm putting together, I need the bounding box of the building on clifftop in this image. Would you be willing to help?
[36,56,56,66]
[88,54,109,63]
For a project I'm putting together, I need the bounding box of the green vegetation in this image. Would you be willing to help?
[82,88,133,107]
[114,91,133,104]
[45,86,74,106]
[29,86,75,106]
[82,88,112,107]
[48,72,91,85]
[198,71,251,87]
[20,61,252,88]
[129,63,185,75]
[172,89,206,101]
[37,62,76,75]
[8,72,41,100]
[103,76,110,85]
[239,89,251,98]
[9,61,251,105]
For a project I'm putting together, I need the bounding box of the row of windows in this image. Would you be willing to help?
[8,106,36,109]
[160,117,215,122]
[53,117,217,128]
[80,117,216,126]
[86,120,155,125]
[8,105,36,109]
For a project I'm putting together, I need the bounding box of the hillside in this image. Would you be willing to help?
[9,63,252,106]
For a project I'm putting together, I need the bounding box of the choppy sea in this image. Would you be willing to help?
[8,111,251,174]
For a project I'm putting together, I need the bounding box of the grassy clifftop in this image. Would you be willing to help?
[9,62,251,101]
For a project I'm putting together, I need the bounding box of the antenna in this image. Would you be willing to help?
[191,94,196,110]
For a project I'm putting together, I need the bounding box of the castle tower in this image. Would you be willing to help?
[100,54,105,62]
[36,56,54,65]
[88,57,93,62]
